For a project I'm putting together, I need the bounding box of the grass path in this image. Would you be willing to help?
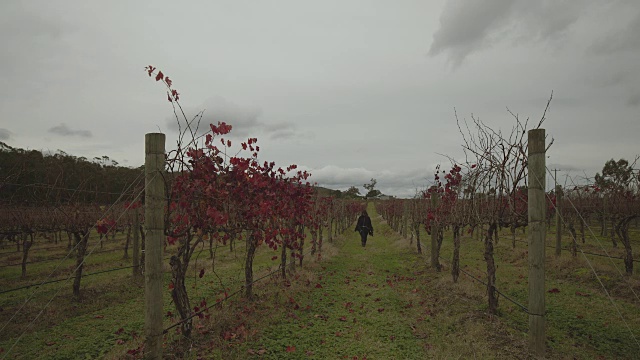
[223,208,426,359]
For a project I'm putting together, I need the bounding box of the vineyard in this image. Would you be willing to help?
[0,69,639,359]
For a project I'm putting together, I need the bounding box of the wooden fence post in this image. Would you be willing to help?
[555,184,562,257]
[144,133,165,360]
[430,194,440,271]
[528,129,546,357]
[133,207,140,279]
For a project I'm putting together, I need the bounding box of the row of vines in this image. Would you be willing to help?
[0,66,365,357]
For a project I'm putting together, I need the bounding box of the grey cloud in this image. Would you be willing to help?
[429,0,514,67]
[593,70,632,88]
[513,1,584,42]
[48,123,92,138]
[589,11,640,55]
[306,165,431,198]
[166,97,299,140]
[0,128,11,141]
[0,2,69,101]
[429,0,586,66]
[627,93,640,107]
[269,130,296,140]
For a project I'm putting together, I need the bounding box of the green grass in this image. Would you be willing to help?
[218,214,429,359]
[1,211,639,359]
[0,233,306,359]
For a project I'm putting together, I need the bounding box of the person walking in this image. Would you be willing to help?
[354,210,374,247]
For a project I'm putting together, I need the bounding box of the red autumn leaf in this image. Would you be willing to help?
[286,346,296,352]
[94,315,104,319]
[115,327,124,335]
[315,283,323,288]
[155,71,164,82]
[168,282,174,290]
[167,93,173,102]
[271,256,278,260]
[165,77,172,87]
[166,311,173,318]
[548,288,560,293]
[339,316,347,321]
[377,308,385,313]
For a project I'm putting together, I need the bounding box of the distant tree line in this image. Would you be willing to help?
[0,141,142,205]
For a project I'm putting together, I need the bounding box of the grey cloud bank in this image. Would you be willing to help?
[1,0,639,197]
[48,123,93,138]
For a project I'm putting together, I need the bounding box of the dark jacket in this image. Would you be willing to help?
[355,215,373,236]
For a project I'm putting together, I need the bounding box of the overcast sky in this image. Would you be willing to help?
[1,1,639,197]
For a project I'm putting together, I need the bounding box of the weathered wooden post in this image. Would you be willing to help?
[528,129,546,357]
[555,184,562,257]
[144,133,165,360]
[430,194,440,271]
[133,206,140,280]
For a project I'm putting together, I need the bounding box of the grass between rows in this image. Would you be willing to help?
[1,206,639,359]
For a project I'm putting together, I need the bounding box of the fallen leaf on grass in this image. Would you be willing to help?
[575,291,590,297]
[94,315,104,319]
[286,346,296,352]
[548,288,560,293]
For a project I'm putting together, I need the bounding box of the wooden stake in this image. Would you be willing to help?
[528,129,546,357]
[555,184,562,257]
[133,207,140,279]
[430,194,440,271]
[144,133,165,360]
